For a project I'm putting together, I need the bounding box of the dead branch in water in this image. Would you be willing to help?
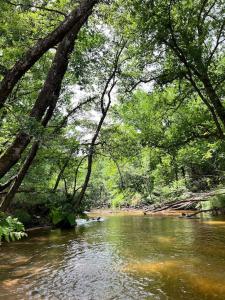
[186,207,225,217]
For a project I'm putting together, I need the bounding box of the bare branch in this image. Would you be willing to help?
[207,22,225,65]
[54,96,97,132]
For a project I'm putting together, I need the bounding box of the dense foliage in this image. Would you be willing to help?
[0,0,225,234]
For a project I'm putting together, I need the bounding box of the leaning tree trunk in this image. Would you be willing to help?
[53,151,74,192]
[0,11,92,180]
[0,141,40,211]
[200,73,225,129]
[0,13,94,211]
[0,0,98,109]
[165,23,225,137]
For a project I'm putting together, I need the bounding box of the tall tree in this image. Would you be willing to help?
[111,0,225,135]
[0,0,98,110]
[0,6,94,181]
[75,42,125,208]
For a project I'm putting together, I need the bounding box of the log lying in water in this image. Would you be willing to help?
[144,190,225,213]
[186,207,225,218]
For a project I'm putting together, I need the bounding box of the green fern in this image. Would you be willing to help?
[0,213,27,243]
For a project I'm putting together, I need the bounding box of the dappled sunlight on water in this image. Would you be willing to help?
[122,259,183,274]
[154,236,176,244]
[1,214,225,299]
[189,275,225,297]
[122,258,225,298]
[2,279,22,288]
[202,220,225,226]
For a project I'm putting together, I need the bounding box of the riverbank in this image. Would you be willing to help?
[20,188,225,231]
[88,208,195,217]
[99,188,225,217]
[9,188,225,233]
[24,209,194,232]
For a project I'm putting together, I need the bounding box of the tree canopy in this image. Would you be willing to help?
[0,0,225,230]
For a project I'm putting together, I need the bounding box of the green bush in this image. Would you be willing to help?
[202,192,225,210]
[14,209,32,226]
[111,193,125,208]
[49,208,76,228]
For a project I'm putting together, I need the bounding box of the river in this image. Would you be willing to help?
[1,212,225,299]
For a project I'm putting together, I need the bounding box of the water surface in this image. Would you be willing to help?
[1,213,225,299]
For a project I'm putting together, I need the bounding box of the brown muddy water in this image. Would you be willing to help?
[1,213,225,299]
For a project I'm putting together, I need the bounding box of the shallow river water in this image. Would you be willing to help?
[1,212,225,299]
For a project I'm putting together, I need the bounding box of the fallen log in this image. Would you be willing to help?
[144,190,225,213]
[145,198,209,213]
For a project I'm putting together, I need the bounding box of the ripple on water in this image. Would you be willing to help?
[1,215,225,300]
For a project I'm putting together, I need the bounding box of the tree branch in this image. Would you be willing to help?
[54,96,97,132]
[4,0,67,16]
[0,0,98,109]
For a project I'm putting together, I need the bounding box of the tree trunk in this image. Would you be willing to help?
[73,43,124,210]
[165,27,225,137]
[74,103,110,210]
[0,133,31,178]
[200,73,225,128]
[0,0,98,109]
[0,11,94,210]
[0,13,91,180]
[72,156,87,200]
[53,152,73,192]
[0,141,40,211]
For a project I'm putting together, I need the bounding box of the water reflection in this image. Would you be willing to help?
[202,220,225,226]
[0,214,225,299]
